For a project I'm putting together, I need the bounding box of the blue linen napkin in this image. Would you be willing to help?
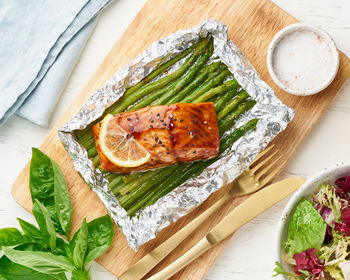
[0,0,113,127]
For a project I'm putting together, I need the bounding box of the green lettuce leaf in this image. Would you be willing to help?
[325,265,344,280]
[285,198,327,257]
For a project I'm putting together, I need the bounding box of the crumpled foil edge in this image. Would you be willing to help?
[59,19,294,251]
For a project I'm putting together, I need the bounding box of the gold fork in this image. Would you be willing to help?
[119,145,284,280]
[231,145,284,196]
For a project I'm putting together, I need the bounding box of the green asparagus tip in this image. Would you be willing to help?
[246,118,259,130]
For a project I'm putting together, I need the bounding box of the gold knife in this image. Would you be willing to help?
[146,177,305,280]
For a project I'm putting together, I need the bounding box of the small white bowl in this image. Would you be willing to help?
[267,23,339,96]
[276,161,350,279]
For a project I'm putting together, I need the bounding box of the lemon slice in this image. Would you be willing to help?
[99,114,151,167]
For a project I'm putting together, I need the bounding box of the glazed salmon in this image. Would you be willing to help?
[93,102,220,173]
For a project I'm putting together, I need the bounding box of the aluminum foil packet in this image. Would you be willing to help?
[59,19,294,251]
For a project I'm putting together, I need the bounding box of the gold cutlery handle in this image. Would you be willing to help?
[147,237,213,280]
[119,193,230,280]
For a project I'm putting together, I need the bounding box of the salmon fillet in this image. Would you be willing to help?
[93,102,220,173]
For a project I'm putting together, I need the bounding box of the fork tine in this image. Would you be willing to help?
[255,153,283,180]
[251,149,279,174]
[259,159,287,187]
[249,145,275,166]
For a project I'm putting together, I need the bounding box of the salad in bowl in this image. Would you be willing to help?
[275,163,350,280]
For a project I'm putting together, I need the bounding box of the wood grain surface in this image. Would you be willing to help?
[11,0,350,279]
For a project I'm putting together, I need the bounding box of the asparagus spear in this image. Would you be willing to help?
[110,38,209,114]
[107,173,117,181]
[214,88,240,112]
[127,164,193,215]
[181,68,231,103]
[108,175,124,190]
[93,156,100,166]
[191,79,240,104]
[87,146,97,157]
[119,170,157,195]
[123,44,194,97]
[79,130,94,146]
[122,172,145,184]
[165,62,223,105]
[217,90,249,121]
[128,81,176,111]
[219,100,257,133]
[129,41,214,111]
[119,166,178,209]
[150,38,214,106]
[111,182,125,195]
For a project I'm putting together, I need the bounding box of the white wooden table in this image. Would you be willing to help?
[1,1,349,279]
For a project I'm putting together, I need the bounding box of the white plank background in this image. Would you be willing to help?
[0,0,349,279]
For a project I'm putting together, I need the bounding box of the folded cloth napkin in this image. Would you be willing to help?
[0,0,113,127]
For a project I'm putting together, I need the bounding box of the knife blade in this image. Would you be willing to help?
[147,177,305,280]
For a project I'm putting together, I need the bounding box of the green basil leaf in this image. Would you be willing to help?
[14,242,47,252]
[71,269,90,280]
[84,245,110,265]
[0,256,66,280]
[285,198,326,256]
[30,148,64,235]
[72,219,88,270]
[32,200,56,250]
[52,238,71,259]
[17,218,42,243]
[0,228,28,249]
[51,160,72,237]
[30,148,55,205]
[84,215,114,265]
[2,247,75,274]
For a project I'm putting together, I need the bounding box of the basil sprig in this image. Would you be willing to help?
[0,149,114,279]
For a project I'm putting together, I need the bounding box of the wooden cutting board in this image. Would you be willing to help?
[12,0,350,279]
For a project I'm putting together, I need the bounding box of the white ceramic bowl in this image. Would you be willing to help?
[276,161,350,279]
[267,23,339,96]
